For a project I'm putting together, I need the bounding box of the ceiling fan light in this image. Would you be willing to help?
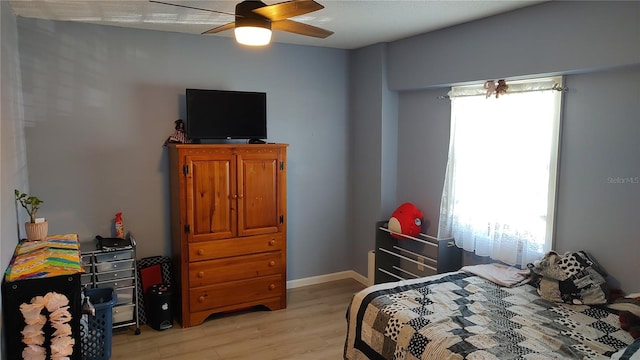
[235,26,272,46]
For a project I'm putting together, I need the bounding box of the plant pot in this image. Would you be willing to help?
[25,221,48,241]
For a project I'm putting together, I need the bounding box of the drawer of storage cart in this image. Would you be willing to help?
[95,268,134,282]
[81,254,93,266]
[189,274,283,312]
[189,233,284,262]
[95,250,133,263]
[113,304,135,323]
[115,287,135,305]
[94,259,134,272]
[189,252,283,287]
[96,278,134,289]
[81,273,93,285]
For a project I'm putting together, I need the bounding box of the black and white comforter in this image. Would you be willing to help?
[345,272,633,360]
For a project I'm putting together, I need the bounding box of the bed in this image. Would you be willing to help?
[344,265,635,360]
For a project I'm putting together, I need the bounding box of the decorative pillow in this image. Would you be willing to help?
[528,250,609,305]
[388,203,423,239]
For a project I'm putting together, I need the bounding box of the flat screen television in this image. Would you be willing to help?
[186,88,267,140]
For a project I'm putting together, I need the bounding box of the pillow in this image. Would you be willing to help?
[530,251,570,280]
[388,202,423,239]
[528,250,608,305]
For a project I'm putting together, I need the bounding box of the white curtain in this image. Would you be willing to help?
[437,78,563,267]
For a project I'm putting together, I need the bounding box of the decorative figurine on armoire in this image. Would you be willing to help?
[164,119,191,145]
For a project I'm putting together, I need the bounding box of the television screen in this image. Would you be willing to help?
[186,89,267,140]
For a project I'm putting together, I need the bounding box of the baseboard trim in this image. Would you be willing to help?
[286,270,369,289]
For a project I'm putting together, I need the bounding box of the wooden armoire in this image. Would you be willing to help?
[168,143,287,327]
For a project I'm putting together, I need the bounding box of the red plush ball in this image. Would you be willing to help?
[388,203,423,239]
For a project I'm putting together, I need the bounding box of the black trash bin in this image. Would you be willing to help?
[146,283,172,331]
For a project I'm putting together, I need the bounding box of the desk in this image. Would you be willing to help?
[2,234,83,360]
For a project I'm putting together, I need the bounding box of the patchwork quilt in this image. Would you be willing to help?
[345,272,633,360]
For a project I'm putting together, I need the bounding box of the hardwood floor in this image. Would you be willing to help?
[111,278,366,359]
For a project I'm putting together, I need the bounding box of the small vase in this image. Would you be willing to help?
[25,221,48,241]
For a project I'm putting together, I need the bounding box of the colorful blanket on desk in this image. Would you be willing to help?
[4,234,83,282]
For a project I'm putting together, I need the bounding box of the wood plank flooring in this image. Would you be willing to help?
[110,278,365,359]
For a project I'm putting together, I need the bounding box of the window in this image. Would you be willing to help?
[437,77,564,267]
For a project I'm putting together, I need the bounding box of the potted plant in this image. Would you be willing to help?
[14,189,48,241]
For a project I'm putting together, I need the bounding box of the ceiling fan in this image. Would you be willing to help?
[150,0,333,46]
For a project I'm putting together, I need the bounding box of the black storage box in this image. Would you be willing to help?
[146,283,173,331]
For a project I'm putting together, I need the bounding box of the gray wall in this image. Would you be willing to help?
[1,0,29,353]
[395,88,450,237]
[555,66,640,291]
[386,1,640,292]
[15,18,351,280]
[388,1,640,89]
[348,44,398,276]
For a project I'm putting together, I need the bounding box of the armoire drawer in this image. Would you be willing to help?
[188,233,283,262]
[189,252,283,287]
[189,274,283,312]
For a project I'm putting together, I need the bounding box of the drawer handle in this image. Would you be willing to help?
[268,261,276,267]
[197,271,204,278]
[268,239,276,246]
[198,296,205,303]
[197,249,205,256]
[269,284,276,290]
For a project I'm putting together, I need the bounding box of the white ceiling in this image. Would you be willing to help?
[7,0,546,49]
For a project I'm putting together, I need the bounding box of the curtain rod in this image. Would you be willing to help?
[438,83,569,100]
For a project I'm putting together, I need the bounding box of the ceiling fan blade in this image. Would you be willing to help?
[253,0,324,21]
[149,0,236,17]
[202,22,235,35]
[272,19,333,38]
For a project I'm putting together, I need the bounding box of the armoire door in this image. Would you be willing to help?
[185,150,237,241]
[235,148,284,237]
